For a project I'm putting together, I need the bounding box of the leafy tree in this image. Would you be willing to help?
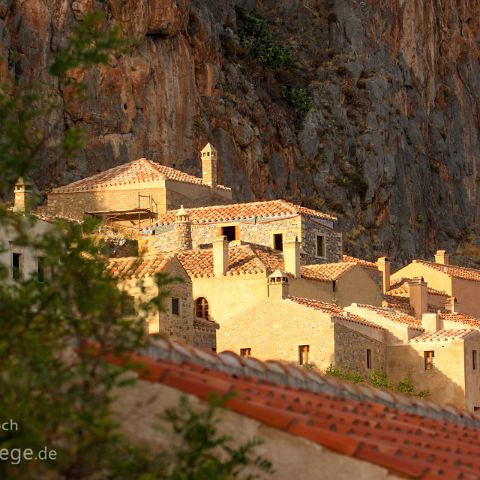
[0,10,271,480]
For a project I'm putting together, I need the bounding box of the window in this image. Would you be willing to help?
[424,351,435,370]
[273,233,283,252]
[474,406,480,412]
[316,235,326,257]
[473,350,478,370]
[195,297,209,320]
[299,345,310,365]
[37,256,45,282]
[366,349,372,369]
[240,348,251,357]
[12,252,22,280]
[171,297,180,316]
[121,295,136,316]
[221,226,237,242]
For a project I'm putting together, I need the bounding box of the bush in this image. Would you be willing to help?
[239,11,295,70]
[282,86,313,113]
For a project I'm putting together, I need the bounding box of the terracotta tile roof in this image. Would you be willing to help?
[51,158,230,193]
[414,260,480,282]
[151,199,336,226]
[410,329,477,343]
[300,262,356,281]
[106,254,173,279]
[288,296,384,329]
[382,295,415,316]
[440,312,480,328]
[354,304,422,328]
[177,244,284,278]
[342,255,378,270]
[99,337,480,479]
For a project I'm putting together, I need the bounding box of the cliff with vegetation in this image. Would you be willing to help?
[1,0,479,265]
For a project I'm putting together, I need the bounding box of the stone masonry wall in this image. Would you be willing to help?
[302,217,342,263]
[193,318,218,351]
[48,187,166,221]
[334,323,387,376]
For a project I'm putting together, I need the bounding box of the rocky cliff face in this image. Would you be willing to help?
[1,0,479,265]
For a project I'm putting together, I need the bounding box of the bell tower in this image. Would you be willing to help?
[201,143,218,187]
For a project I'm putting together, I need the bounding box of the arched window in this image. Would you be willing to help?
[195,297,209,320]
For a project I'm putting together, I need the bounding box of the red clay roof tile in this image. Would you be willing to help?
[152,199,336,226]
[342,255,378,270]
[414,260,480,282]
[51,158,230,193]
[101,338,480,480]
[106,254,173,278]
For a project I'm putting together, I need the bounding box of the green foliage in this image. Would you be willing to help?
[239,11,295,70]
[325,366,430,398]
[416,213,425,224]
[145,394,274,479]
[281,86,313,113]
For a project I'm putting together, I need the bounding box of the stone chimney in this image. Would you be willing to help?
[376,256,390,294]
[283,235,300,279]
[174,205,192,251]
[268,269,289,299]
[13,177,32,213]
[444,296,457,313]
[213,235,228,277]
[434,250,449,265]
[421,312,442,333]
[201,143,218,187]
[408,277,427,319]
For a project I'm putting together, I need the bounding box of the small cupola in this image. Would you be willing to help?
[174,205,192,251]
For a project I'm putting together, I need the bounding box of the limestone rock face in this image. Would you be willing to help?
[1,0,480,264]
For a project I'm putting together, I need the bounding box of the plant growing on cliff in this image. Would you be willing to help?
[238,10,295,70]
[282,86,313,114]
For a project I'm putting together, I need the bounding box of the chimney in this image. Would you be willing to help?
[444,296,457,313]
[434,250,449,265]
[408,277,428,319]
[268,269,289,299]
[13,177,32,213]
[376,256,390,294]
[283,235,300,279]
[174,205,192,251]
[213,235,228,277]
[201,143,218,187]
[421,312,442,333]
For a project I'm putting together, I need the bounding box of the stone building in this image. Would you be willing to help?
[345,303,480,411]
[0,178,52,281]
[106,254,218,350]
[391,250,480,318]
[142,199,342,262]
[47,143,232,229]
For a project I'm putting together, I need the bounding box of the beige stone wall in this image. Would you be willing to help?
[451,277,480,318]
[165,180,232,210]
[334,323,387,375]
[192,274,268,352]
[0,217,52,280]
[112,380,401,480]
[117,259,194,344]
[193,318,218,351]
[220,297,336,367]
[391,263,453,295]
[463,333,480,411]
[386,342,467,409]
[48,183,166,221]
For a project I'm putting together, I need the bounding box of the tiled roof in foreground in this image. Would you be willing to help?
[151,199,336,226]
[103,338,480,480]
[106,255,172,278]
[413,260,480,282]
[51,158,230,193]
